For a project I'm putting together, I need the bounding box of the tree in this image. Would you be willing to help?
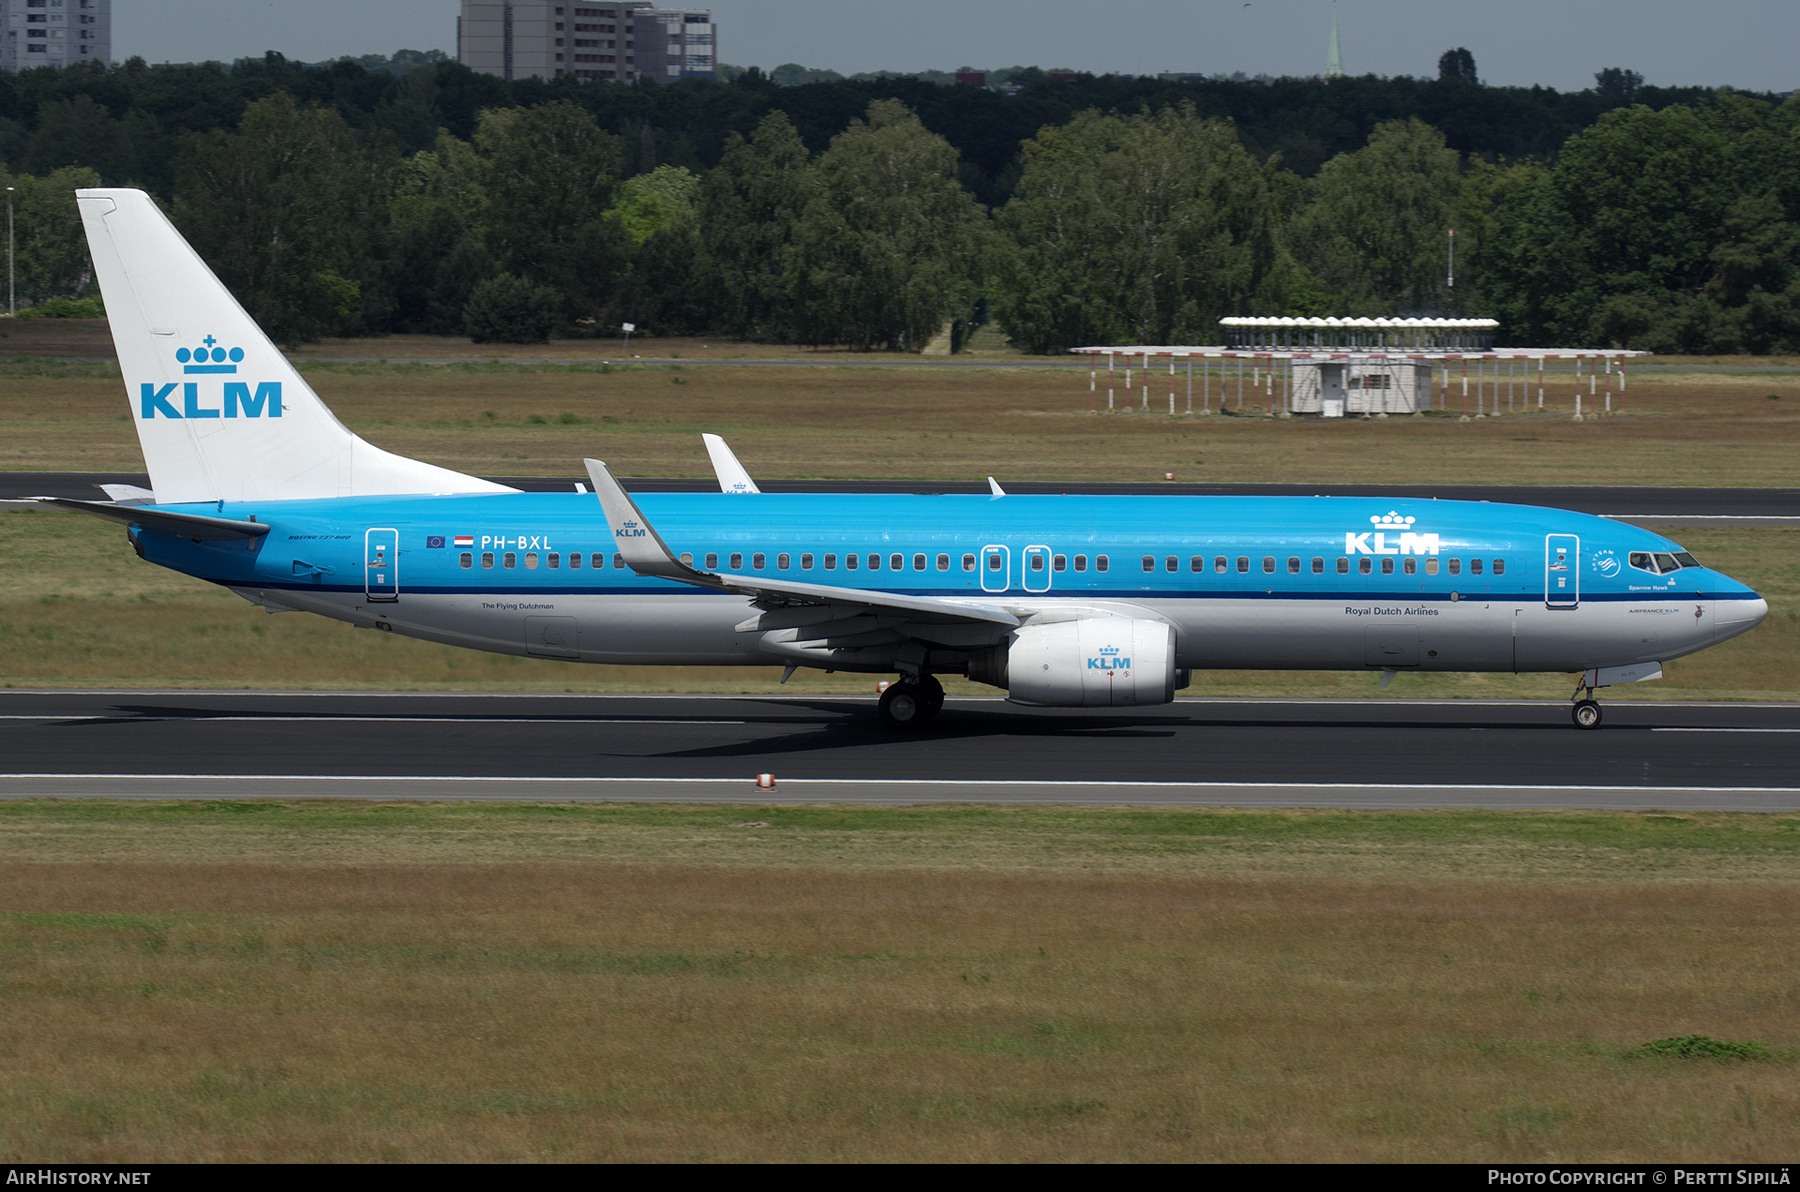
[171,93,380,344]
[464,273,562,344]
[1594,68,1644,105]
[0,165,102,309]
[386,132,494,334]
[788,100,991,350]
[696,111,812,340]
[1438,48,1478,85]
[995,105,1286,352]
[1289,118,1461,315]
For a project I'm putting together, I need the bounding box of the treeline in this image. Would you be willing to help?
[1,56,1797,353]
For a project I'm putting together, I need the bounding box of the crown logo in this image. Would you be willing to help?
[1098,645,1121,656]
[1369,511,1417,531]
[176,335,243,375]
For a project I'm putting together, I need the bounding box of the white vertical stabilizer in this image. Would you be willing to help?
[76,188,513,505]
[702,433,761,494]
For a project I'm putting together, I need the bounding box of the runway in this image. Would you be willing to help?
[1,692,1795,810]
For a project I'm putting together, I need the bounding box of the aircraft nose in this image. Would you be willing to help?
[1713,593,1768,645]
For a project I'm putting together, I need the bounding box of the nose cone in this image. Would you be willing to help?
[1712,579,1768,646]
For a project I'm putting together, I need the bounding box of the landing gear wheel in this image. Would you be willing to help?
[878,681,928,730]
[916,674,945,719]
[1572,699,1603,730]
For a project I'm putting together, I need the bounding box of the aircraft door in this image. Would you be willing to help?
[1022,545,1052,593]
[365,528,400,603]
[980,544,1011,593]
[1545,534,1579,610]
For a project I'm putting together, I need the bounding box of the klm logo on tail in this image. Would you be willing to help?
[140,336,281,419]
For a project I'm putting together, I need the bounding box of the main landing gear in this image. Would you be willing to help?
[1571,681,1603,730]
[877,674,946,730]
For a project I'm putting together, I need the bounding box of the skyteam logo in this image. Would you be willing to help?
[1345,511,1440,557]
[1088,644,1131,671]
[1593,549,1621,578]
[140,335,280,419]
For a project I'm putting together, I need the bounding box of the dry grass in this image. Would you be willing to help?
[3,352,1800,485]
[1,802,1797,1162]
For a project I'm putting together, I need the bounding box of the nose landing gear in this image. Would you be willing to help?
[877,673,946,730]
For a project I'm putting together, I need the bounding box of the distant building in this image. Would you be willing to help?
[1,0,110,72]
[458,2,714,84]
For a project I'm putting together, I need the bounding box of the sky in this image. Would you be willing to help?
[115,1,1798,94]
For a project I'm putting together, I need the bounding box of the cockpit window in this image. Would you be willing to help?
[1630,550,1702,575]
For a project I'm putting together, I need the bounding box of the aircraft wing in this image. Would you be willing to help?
[31,496,271,541]
[582,458,1018,630]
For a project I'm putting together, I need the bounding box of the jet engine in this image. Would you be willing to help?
[970,618,1181,707]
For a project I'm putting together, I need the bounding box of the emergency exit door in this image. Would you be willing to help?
[365,528,400,603]
[1544,534,1579,610]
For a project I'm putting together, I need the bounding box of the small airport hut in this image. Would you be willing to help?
[1073,317,1649,420]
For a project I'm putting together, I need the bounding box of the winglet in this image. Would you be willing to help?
[988,476,1006,498]
[703,434,761,494]
[582,458,724,588]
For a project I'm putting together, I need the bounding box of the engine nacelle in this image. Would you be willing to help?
[1002,618,1179,707]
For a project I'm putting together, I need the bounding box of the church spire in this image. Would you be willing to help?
[1325,1,1345,81]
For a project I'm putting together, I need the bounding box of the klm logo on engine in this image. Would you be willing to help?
[139,336,281,419]
[1088,645,1131,670]
[1344,511,1439,557]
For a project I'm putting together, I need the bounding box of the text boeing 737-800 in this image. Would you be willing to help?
[35,189,1768,729]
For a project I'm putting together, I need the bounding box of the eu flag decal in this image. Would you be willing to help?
[426,536,446,549]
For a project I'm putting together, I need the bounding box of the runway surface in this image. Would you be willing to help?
[1,692,1795,810]
[4,473,1797,522]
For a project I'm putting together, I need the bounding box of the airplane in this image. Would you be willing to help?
[33,189,1769,731]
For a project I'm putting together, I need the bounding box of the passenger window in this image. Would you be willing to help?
[869,554,882,571]
[1032,554,1046,572]
[482,552,494,569]
[1191,556,1203,572]
[1166,556,1177,572]
[753,553,766,570]
[525,552,539,570]
[963,554,976,571]
[825,553,837,570]
[801,553,814,570]
[1470,558,1483,575]
[777,553,790,570]
[889,553,902,571]
[680,553,692,567]
[913,553,926,571]
[1262,557,1275,573]
[1288,557,1300,574]
[1448,558,1461,576]
[1492,558,1505,575]
[569,552,581,569]
[1097,555,1109,572]
[548,553,560,569]
[1311,557,1323,574]
[1381,557,1394,574]
[846,554,858,570]
[612,554,623,570]
[988,553,1002,572]
[504,552,517,569]
[938,554,951,571]
[706,553,719,570]
[729,553,742,570]
[1142,556,1155,572]
[1236,556,1249,573]
[460,552,472,569]
[1403,558,1416,575]
[1337,557,1349,574]
[1215,556,1227,573]
[1425,558,1438,575]
[1073,555,1087,572]
[1053,555,1066,572]
[1359,558,1372,575]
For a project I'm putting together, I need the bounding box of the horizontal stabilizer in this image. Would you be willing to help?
[98,484,157,505]
[33,497,270,541]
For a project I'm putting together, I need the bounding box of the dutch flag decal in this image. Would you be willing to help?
[453,535,474,549]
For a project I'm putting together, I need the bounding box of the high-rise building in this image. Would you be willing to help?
[1,0,111,72]
[458,2,715,84]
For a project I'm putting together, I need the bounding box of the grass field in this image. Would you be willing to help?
[1,800,1796,1162]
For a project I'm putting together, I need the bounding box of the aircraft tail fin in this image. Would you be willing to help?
[75,188,512,505]
[702,433,761,494]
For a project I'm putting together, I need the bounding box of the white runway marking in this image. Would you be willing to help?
[0,716,746,725]
[1649,727,1800,733]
